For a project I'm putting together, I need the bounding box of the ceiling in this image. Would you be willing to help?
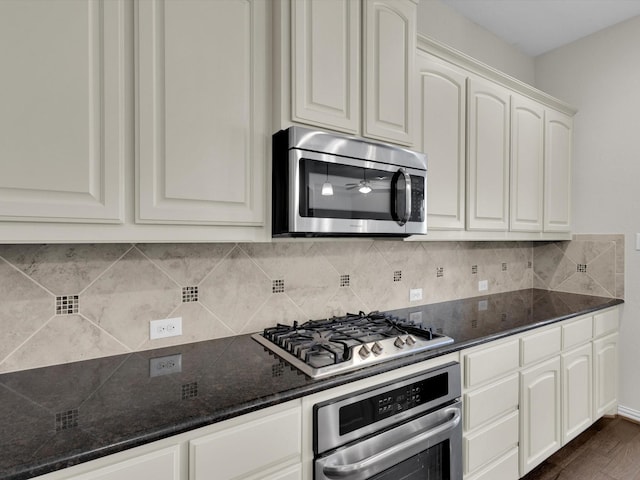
[440,0,640,56]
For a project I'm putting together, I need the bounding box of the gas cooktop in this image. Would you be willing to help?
[252,311,454,378]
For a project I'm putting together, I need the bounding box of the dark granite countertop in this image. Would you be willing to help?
[0,289,622,480]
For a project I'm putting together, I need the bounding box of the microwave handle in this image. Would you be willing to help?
[392,168,412,226]
[321,407,461,479]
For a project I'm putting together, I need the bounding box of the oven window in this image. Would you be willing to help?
[372,441,450,480]
[299,158,395,220]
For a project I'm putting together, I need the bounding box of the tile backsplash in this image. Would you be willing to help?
[0,235,623,373]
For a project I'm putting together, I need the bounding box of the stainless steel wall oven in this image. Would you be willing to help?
[313,362,462,480]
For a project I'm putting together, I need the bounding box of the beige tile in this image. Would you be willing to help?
[588,247,616,297]
[534,243,577,288]
[324,287,369,318]
[137,302,235,351]
[241,294,307,334]
[240,242,315,279]
[199,246,272,333]
[0,260,53,362]
[0,315,128,373]
[373,241,420,271]
[315,241,375,275]
[563,240,615,265]
[349,244,402,311]
[137,243,234,285]
[616,273,625,299]
[0,244,131,295]
[554,272,613,298]
[80,248,181,350]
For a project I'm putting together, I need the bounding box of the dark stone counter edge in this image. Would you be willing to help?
[9,297,623,480]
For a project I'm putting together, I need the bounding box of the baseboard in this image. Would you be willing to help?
[618,405,640,423]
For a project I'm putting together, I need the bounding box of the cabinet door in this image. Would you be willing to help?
[544,109,573,232]
[363,0,416,146]
[562,343,593,445]
[520,356,561,475]
[510,95,544,232]
[55,446,182,480]
[417,52,466,230]
[467,77,510,231]
[0,0,124,223]
[291,0,360,134]
[137,0,267,225]
[593,333,618,418]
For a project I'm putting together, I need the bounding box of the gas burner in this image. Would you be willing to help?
[252,311,453,378]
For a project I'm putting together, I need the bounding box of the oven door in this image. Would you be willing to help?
[314,400,462,480]
[290,149,426,236]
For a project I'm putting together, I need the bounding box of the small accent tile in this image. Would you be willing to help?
[436,267,444,278]
[182,286,198,302]
[340,274,350,287]
[56,295,78,315]
[393,270,402,282]
[55,409,78,431]
[471,319,478,328]
[181,382,198,400]
[272,363,284,378]
[471,265,478,275]
[272,279,285,294]
[436,327,443,334]
[577,264,588,273]
[502,263,508,271]
[527,261,532,269]
[501,313,508,322]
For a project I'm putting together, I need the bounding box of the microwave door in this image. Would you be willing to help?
[295,156,407,235]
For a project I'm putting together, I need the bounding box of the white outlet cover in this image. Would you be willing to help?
[150,317,183,340]
[409,288,423,302]
[478,280,488,292]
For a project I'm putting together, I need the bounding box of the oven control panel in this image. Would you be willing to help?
[338,372,448,435]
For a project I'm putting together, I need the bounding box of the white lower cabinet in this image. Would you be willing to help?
[593,332,619,418]
[520,356,562,475]
[463,306,619,479]
[189,401,302,480]
[562,343,593,444]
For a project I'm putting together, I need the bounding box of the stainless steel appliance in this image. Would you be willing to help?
[272,127,427,237]
[314,362,462,480]
[252,311,453,378]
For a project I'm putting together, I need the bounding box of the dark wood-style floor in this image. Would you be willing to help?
[522,417,640,480]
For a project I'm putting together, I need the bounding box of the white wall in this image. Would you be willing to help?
[536,16,640,417]
[417,0,535,84]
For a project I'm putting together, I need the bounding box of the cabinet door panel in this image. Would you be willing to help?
[417,52,466,230]
[520,356,561,475]
[562,344,593,445]
[467,77,510,231]
[292,0,359,133]
[0,0,124,223]
[137,0,266,225]
[544,109,572,232]
[363,0,415,145]
[593,333,618,418]
[510,95,544,232]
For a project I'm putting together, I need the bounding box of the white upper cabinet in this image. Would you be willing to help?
[544,109,573,233]
[417,52,466,230]
[362,0,416,146]
[278,0,416,146]
[0,0,125,223]
[510,94,544,232]
[291,0,360,134]
[466,77,511,231]
[136,0,267,226]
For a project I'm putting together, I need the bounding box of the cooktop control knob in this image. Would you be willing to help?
[371,342,383,355]
[394,337,406,348]
[359,345,371,359]
[406,335,416,346]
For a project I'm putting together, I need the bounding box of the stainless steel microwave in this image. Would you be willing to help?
[272,127,427,237]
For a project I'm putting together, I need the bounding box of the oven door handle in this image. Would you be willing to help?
[322,406,461,479]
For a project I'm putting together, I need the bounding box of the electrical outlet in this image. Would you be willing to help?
[409,311,423,323]
[409,288,423,302]
[149,354,182,377]
[478,300,488,311]
[150,317,182,340]
[478,280,488,292]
